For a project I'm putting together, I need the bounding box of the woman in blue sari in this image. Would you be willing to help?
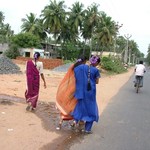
[72,55,101,133]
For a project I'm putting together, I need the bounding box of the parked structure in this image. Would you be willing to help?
[20,48,44,58]
[20,43,61,59]
[91,51,121,58]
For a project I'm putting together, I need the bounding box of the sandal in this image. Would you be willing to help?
[85,130,93,134]
[31,107,36,112]
[56,124,61,130]
[26,105,31,111]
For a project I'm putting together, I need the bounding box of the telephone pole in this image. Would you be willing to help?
[124,34,132,64]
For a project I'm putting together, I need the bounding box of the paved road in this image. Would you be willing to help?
[69,68,150,150]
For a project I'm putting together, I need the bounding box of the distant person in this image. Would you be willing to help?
[71,55,101,134]
[134,60,146,87]
[56,55,87,130]
[25,52,46,111]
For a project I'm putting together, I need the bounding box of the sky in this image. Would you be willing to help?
[0,0,150,56]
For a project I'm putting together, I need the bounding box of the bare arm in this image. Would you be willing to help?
[40,73,46,88]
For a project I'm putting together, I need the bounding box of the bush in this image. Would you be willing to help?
[101,57,113,70]
[4,44,20,59]
[11,33,41,48]
[101,56,126,74]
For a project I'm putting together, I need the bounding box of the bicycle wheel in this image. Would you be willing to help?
[136,78,140,93]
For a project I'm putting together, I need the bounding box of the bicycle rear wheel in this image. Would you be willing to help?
[136,77,140,93]
[136,83,139,93]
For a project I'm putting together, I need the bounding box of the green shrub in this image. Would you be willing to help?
[4,44,20,59]
[63,59,74,64]
[101,57,113,70]
[101,56,126,74]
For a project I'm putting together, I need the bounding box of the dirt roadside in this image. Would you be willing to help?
[0,64,134,150]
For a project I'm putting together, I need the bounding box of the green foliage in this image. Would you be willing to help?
[4,44,20,59]
[1,3,144,64]
[11,33,41,48]
[146,44,150,65]
[60,40,90,60]
[61,42,81,60]
[0,11,14,43]
[101,56,126,73]
[63,59,74,64]
[146,54,150,65]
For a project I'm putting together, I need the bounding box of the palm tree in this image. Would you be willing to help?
[21,13,38,33]
[68,2,85,38]
[0,11,5,24]
[21,13,47,41]
[0,11,5,43]
[4,23,14,37]
[36,19,47,41]
[116,35,127,61]
[58,20,74,44]
[41,0,66,42]
[0,23,13,43]
[57,20,72,58]
[84,3,101,57]
[146,44,150,65]
[94,12,114,55]
[81,21,92,55]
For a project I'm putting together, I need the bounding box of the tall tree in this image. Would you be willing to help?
[116,36,126,53]
[146,44,150,65]
[41,0,66,41]
[94,12,114,54]
[21,13,38,33]
[0,12,13,43]
[68,1,85,39]
[21,13,46,41]
[85,3,101,57]
[0,11,5,24]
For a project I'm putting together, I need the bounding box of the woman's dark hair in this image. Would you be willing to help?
[139,60,143,64]
[34,52,40,59]
[34,52,40,66]
[73,55,87,69]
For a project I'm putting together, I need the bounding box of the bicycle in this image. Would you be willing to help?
[135,76,143,93]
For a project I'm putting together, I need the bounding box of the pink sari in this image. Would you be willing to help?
[25,60,40,108]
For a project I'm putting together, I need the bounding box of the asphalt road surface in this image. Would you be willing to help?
[69,68,150,150]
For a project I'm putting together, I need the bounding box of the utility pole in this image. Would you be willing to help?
[128,48,131,65]
[124,34,132,64]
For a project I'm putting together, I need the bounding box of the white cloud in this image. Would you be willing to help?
[0,0,49,33]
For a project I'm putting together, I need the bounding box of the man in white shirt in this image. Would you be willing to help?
[134,60,146,87]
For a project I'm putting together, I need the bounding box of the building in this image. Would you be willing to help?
[91,51,121,58]
[41,43,61,58]
[20,48,44,58]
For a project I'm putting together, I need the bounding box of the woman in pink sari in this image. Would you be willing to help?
[25,52,46,111]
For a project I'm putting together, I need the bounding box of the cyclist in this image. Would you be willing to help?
[134,60,146,87]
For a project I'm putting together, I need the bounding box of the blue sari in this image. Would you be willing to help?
[72,64,100,123]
